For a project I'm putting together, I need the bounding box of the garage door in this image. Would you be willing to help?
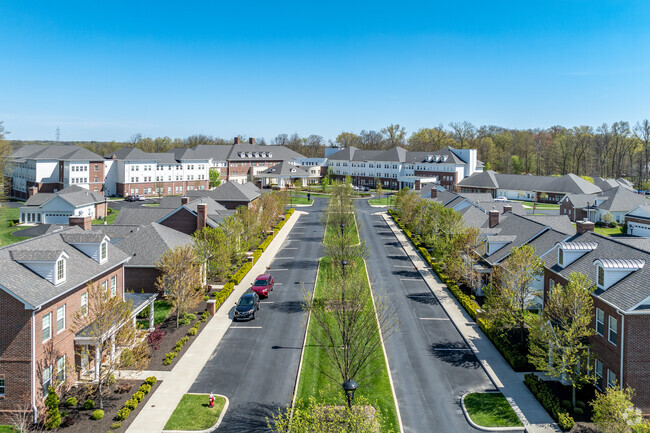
[629,223,650,237]
[45,213,72,224]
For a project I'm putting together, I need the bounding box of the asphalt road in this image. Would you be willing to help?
[189,199,326,432]
[356,200,494,433]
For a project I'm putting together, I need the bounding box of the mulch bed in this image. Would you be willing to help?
[57,379,161,433]
[147,300,211,371]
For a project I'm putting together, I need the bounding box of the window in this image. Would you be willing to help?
[101,241,107,261]
[42,365,52,396]
[56,355,65,384]
[56,305,65,333]
[57,259,65,281]
[596,308,604,336]
[594,359,603,389]
[80,292,88,316]
[607,369,617,388]
[101,281,108,294]
[558,249,564,266]
[110,276,117,297]
[0,377,4,395]
[608,316,618,345]
[94,164,98,171]
[597,266,604,286]
[42,313,52,342]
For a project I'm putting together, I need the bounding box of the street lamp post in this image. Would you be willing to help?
[342,379,358,410]
[340,223,346,236]
[340,259,348,276]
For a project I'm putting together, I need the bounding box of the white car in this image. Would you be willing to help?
[494,196,508,202]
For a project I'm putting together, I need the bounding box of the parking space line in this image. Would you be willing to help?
[260,301,274,304]
[432,348,472,351]
[267,268,289,271]
[283,247,298,250]
[230,326,263,329]
[275,256,295,259]
[400,278,422,281]
[273,283,283,286]
[419,318,449,321]
[394,265,414,268]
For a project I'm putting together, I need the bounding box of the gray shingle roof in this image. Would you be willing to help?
[11,144,104,161]
[193,181,261,202]
[458,170,499,189]
[459,206,489,228]
[106,147,178,164]
[227,144,304,161]
[10,250,66,262]
[90,225,141,243]
[11,224,68,238]
[258,161,310,177]
[459,172,602,195]
[113,207,174,226]
[0,226,130,308]
[326,146,467,164]
[524,215,576,235]
[23,185,104,208]
[550,232,650,311]
[188,145,232,161]
[115,223,194,267]
[597,187,649,212]
[563,193,598,208]
[60,232,107,244]
[475,201,526,216]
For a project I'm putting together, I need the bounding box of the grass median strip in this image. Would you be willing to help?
[294,216,399,432]
[464,392,523,428]
[163,393,226,431]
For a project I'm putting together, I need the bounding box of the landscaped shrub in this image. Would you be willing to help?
[120,347,134,368]
[124,398,138,411]
[44,387,61,429]
[83,399,95,410]
[111,421,121,429]
[64,397,77,407]
[133,391,145,402]
[115,407,130,421]
[147,325,166,351]
[524,374,574,430]
[201,311,209,322]
[91,410,104,420]
[259,236,273,251]
[573,407,584,416]
[178,313,196,326]
[561,400,572,410]
[187,325,198,336]
[252,248,262,263]
[231,262,252,284]
[163,351,177,365]
[139,383,152,394]
[144,376,157,386]
[575,400,586,409]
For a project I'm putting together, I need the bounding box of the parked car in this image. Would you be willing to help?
[125,195,138,202]
[233,292,260,321]
[494,196,508,202]
[251,274,274,297]
[137,195,146,201]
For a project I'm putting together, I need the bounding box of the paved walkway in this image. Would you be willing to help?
[382,212,561,433]
[126,210,305,433]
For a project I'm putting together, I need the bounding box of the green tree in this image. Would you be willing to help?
[156,245,205,328]
[591,385,649,433]
[381,123,407,147]
[209,169,222,188]
[393,188,420,230]
[374,178,383,204]
[484,244,543,342]
[0,121,11,199]
[528,272,595,407]
[44,386,61,429]
[193,227,233,283]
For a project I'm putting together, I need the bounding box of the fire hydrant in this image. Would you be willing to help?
[209,392,215,408]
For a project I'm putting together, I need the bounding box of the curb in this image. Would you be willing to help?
[460,393,525,432]
[162,393,229,433]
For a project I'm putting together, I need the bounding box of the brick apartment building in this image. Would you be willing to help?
[0,220,156,423]
[543,221,650,412]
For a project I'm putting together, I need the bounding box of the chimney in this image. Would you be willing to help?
[197,203,207,231]
[28,186,38,198]
[576,218,595,234]
[181,196,190,205]
[69,216,92,231]
[489,208,500,228]
[249,137,255,145]
[430,188,437,199]
[234,137,240,145]
[503,204,513,214]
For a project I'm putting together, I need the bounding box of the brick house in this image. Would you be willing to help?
[0,221,156,423]
[625,205,650,237]
[559,187,648,223]
[185,181,262,210]
[543,223,650,412]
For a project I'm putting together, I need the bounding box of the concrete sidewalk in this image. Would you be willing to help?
[382,212,561,433]
[126,211,305,433]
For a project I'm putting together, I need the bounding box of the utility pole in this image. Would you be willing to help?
[55,127,61,143]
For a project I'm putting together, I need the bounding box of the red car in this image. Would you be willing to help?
[251,274,274,297]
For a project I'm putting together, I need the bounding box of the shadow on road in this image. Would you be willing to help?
[268,300,306,314]
[218,402,277,432]
[387,255,409,261]
[406,292,439,306]
[393,269,420,278]
[428,342,481,369]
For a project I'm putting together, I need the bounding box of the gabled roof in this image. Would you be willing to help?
[549,231,650,311]
[458,170,499,189]
[459,171,602,195]
[562,193,598,208]
[23,185,105,208]
[226,143,304,161]
[458,206,489,228]
[458,193,495,203]
[113,207,175,226]
[625,204,650,220]
[11,144,103,161]
[475,201,526,215]
[524,215,576,235]
[0,226,130,308]
[106,147,178,164]
[193,181,262,202]
[596,187,648,212]
[115,223,194,268]
[258,161,310,177]
[188,145,232,161]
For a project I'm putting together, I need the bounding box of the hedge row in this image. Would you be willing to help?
[524,374,574,430]
[114,377,157,422]
[478,318,528,370]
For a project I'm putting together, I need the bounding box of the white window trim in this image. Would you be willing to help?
[594,359,603,390]
[80,292,88,316]
[595,308,604,336]
[608,316,618,346]
[110,276,117,297]
[56,355,66,384]
[42,313,52,342]
[56,305,65,334]
[607,369,617,388]
[42,365,52,397]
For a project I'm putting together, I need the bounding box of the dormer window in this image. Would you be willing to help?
[597,265,604,286]
[558,249,564,266]
[593,259,645,290]
[57,258,65,283]
[101,241,107,262]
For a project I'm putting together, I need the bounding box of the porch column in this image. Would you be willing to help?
[94,345,101,380]
[149,302,155,332]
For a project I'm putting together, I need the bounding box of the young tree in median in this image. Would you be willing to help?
[484,244,543,342]
[156,245,205,328]
[193,226,233,283]
[374,178,383,204]
[590,385,650,433]
[70,281,149,409]
[209,168,222,188]
[528,272,595,408]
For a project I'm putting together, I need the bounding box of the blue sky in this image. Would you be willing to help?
[1,1,649,142]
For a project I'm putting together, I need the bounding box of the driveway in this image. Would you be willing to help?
[356,200,493,433]
[189,199,326,432]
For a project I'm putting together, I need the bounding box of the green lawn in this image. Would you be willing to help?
[286,195,313,205]
[464,392,523,428]
[0,426,17,433]
[164,393,226,431]
[323,215,361,246]
[594,225,625,236]
[0,207,29,247]
[368,196,395,206]
[295,217,399,432]
[92,209,119,225]
[137,300,173,327]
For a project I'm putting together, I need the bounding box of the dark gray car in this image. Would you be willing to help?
[233,292,260,321]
